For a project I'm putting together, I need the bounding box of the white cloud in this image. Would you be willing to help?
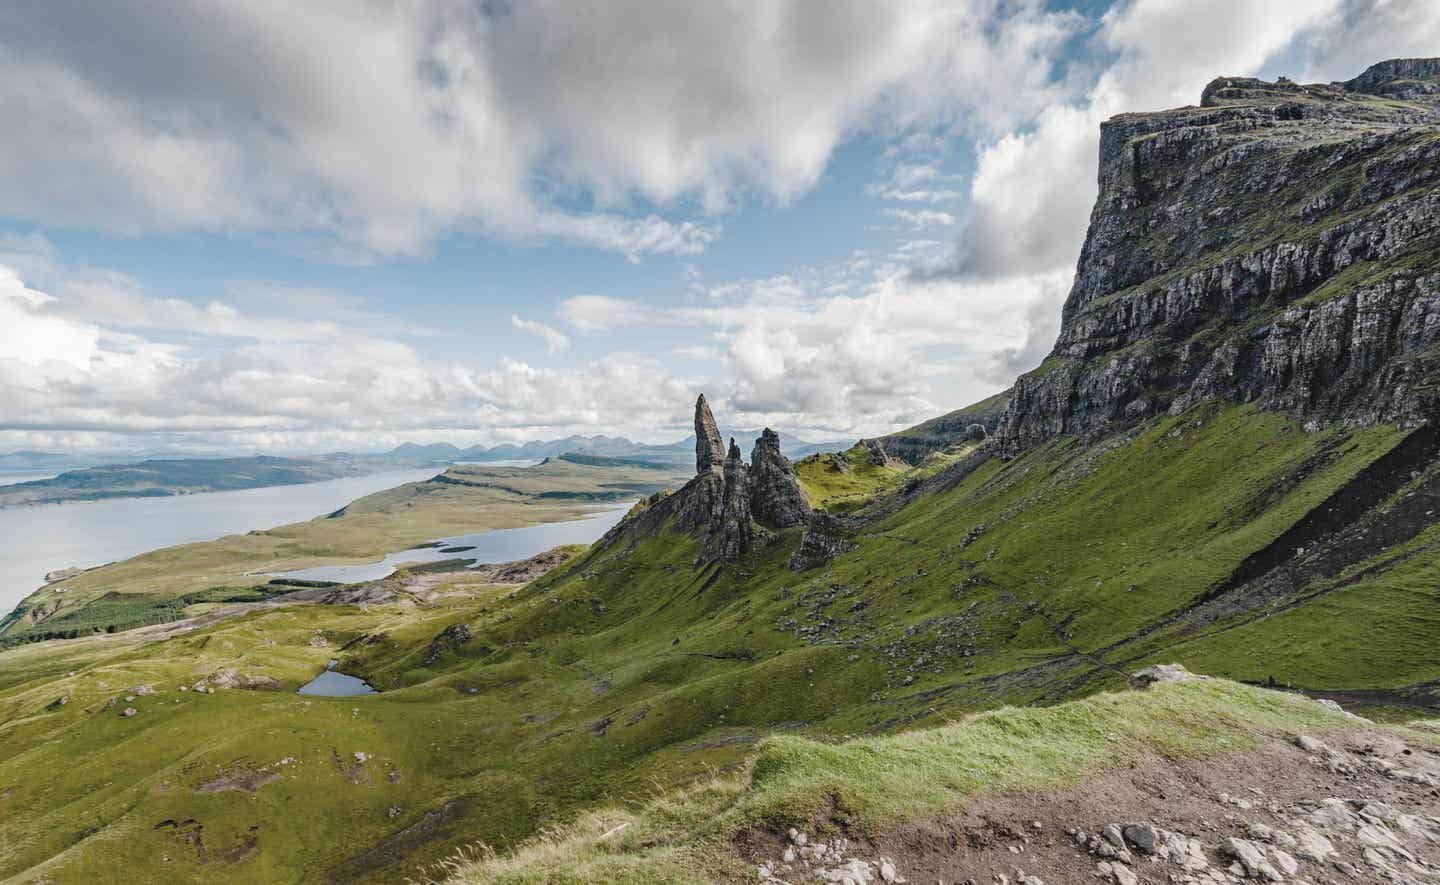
[0,261,708,448]
[557,295,670,335]
[511,314,571,354]
[0,265,98,370]
[1299,0,1440,82]
[2,1,1434,451]
[880,208,958,229]
[0,0,1082,259]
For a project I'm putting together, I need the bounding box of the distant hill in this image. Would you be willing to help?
[551,452,675,471]
[0,429,852,507]
[0,456,392,508]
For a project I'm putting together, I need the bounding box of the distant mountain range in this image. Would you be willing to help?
[368,429,850,467]
[0,429,851,507]
[0,456,387,508]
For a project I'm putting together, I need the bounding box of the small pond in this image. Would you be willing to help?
[298,662,377,697]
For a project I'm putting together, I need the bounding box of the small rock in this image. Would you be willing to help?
[1292,826,1335,862]
[1269,848,1298,876]
[1123,823,1158,854]
[121,707,138,717]
[1223,837,1282,882]
[1110,863,1138,885]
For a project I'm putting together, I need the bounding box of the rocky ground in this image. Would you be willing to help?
[747,713,1440,885]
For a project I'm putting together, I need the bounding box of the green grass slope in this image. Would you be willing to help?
[793,444,906,511]
[438,677,1440,883]
[2,402,1437,881]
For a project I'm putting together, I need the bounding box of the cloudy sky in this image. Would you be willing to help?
[1,0,1437,454]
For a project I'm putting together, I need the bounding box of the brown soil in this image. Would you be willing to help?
[738,726,1440,885]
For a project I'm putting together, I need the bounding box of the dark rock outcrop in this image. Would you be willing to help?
[749,428,811,529]
[789,512,853,571]
[424,623,472,665]
[862,438,900,467]
[702,440,753,562]
[996,58,1440,456]
[694,394,726,474]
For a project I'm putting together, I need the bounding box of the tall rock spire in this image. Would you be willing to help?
[749,428,811,529]
[702,438,752,562]
[694,394,726,475]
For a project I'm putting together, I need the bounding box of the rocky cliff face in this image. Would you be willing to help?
[870,392,1007,466]
[997,58,1440,455]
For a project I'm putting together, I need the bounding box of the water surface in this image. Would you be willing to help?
[298,668,377,696]
[0,469,440,615]
[273,504,630,584]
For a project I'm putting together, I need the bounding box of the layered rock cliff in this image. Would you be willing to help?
[868,391,1007,466]
[997,58,1440,455]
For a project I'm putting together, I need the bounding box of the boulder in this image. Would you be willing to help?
[1129,663,1200,688]
[1122,824,1158,854]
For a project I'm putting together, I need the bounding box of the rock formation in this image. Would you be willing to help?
[861,438,891,466]
[702,439,753,562]
[601,397,815,565]
[788,511,853,571]
[869,394,1008,465]
[750,428,811,529]
[694,394,726,474]
[995,58,1440,456]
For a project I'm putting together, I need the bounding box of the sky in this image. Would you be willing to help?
[1,0,1438,455]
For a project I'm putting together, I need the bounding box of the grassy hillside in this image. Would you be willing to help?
[3,402,1437,882]
[437,677,1440,883]
[793,444,907,511]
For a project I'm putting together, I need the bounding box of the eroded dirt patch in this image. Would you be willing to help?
[743,726,1440,884]
[193,768,278,795]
